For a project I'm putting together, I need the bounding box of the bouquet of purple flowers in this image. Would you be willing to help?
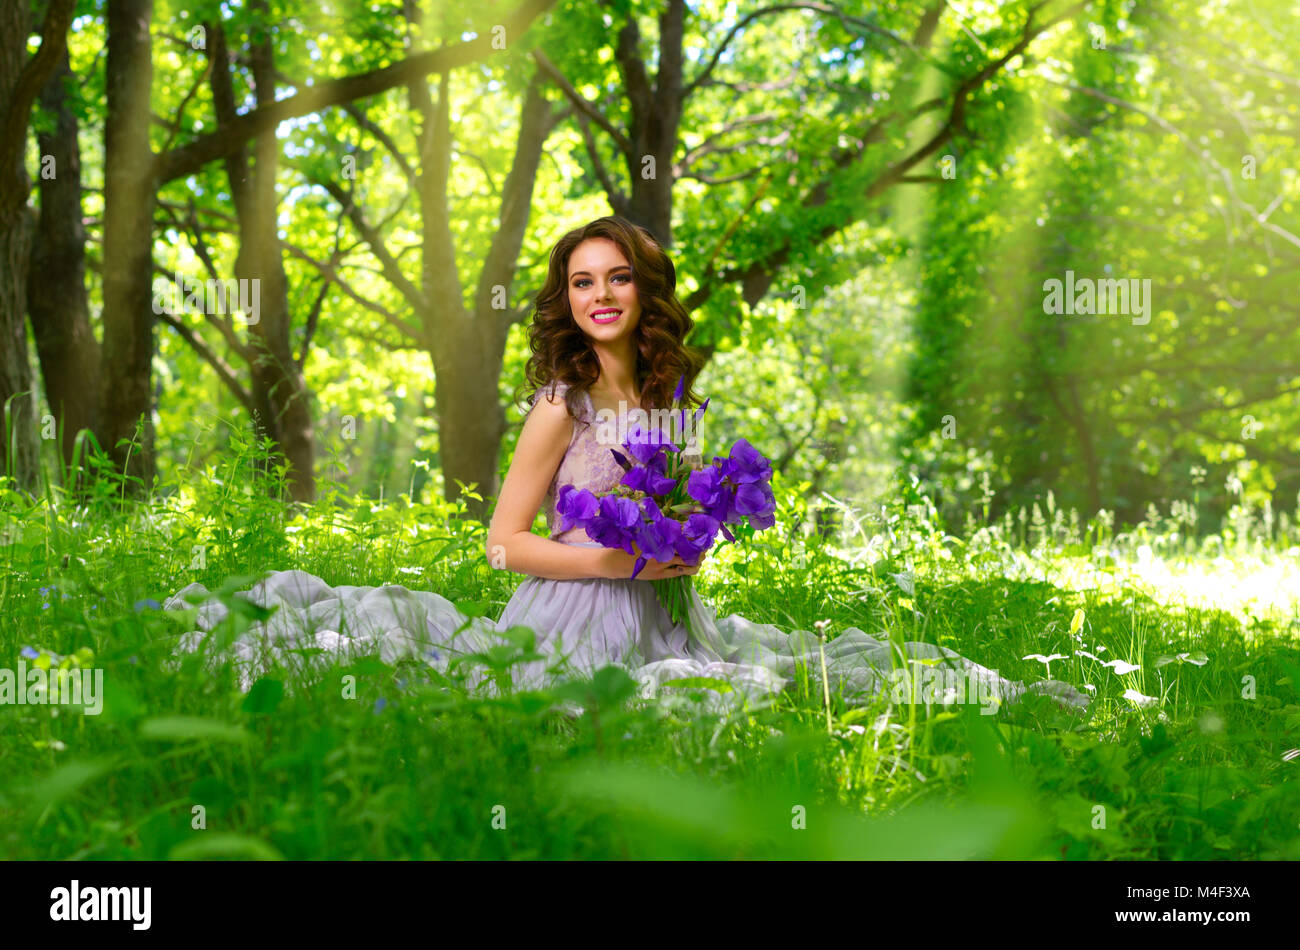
[554,376,777,640]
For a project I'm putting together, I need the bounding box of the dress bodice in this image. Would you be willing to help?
[532,380,652,544]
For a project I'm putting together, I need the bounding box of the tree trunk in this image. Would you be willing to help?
[616,3,684,246]
[415,71,505,520]
[0,213,38,493]
[411,65,558,520]
[28,51,101,488]
[98,0,158,495]
[240,7,315,502]
[427,329,507,520]
[207,15,314,502]
[0,0,76,493]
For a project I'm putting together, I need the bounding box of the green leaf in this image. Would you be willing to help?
[138,716,250,743]
[169,833,284,860]
[455,600,491,619]
[23,757,118,808]
[553,665,639,707]
[241,677,284,715]
[496,624,538,652]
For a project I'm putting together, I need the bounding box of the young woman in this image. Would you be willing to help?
[483,216,740,684]
[478,216,1084,710]
[166,216,1089,714]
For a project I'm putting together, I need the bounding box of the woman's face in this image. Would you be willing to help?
[567,237,642,345]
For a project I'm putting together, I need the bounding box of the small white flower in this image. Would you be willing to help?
[1102,659,1141,675]
[1122,688,1158,707]
[1023,653,1069,664]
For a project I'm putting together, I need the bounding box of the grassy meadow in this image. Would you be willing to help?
[2,422,1299,860]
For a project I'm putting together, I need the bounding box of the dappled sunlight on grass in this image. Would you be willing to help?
[990,546,1300,626]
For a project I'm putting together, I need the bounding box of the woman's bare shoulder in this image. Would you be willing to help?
[524,381,581,434]
[531,379,596,423]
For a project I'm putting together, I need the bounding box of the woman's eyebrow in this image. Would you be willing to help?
[569,265,631,278]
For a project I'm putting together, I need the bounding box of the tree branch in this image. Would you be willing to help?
[281,242,424,344]
[683,2,925,101]
[154,0,556,184]
[153,303,256,416]
[530,48,633,155]
[0,0,76,184]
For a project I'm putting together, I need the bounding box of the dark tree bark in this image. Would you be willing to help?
[28,51,101,487]
[0,0,76,493]
[529,1,686,247]
[99,0,158,495]
[209,12,315,501]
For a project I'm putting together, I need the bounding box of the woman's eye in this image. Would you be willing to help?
[573,274,631,288]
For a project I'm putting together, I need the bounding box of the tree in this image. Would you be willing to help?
[0,0,76,492]
[27,49,100,489]
[18,0,555,503]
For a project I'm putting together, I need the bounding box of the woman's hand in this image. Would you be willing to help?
[602,546,705,581]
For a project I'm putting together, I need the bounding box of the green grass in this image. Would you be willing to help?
[2,420,1298,859]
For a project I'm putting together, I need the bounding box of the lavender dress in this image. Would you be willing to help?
[165,380,1089,715]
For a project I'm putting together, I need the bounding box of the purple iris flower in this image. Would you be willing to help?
[558,384,775,586]
[638,500,682,555]
[687,463,740,523]
[687,464,725,506]
[621,451,676,495]
[676,513,721,563]
[671,375,689,437]
[629,499,683,579]
[724,438,772,484]
[624,421,680,462]
[668,376,711,447]
[717,492,745,527]
[556,485,600,533]
[683,397,710,445]
[734,481,777,529]
[587,494,641,556]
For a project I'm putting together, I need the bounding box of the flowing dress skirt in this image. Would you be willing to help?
[164,542,1089,714]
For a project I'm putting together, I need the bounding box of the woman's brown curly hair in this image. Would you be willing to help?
[515,215,706,428]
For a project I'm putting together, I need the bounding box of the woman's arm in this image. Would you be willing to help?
[485,388,612,580]
[485,388,699,581]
